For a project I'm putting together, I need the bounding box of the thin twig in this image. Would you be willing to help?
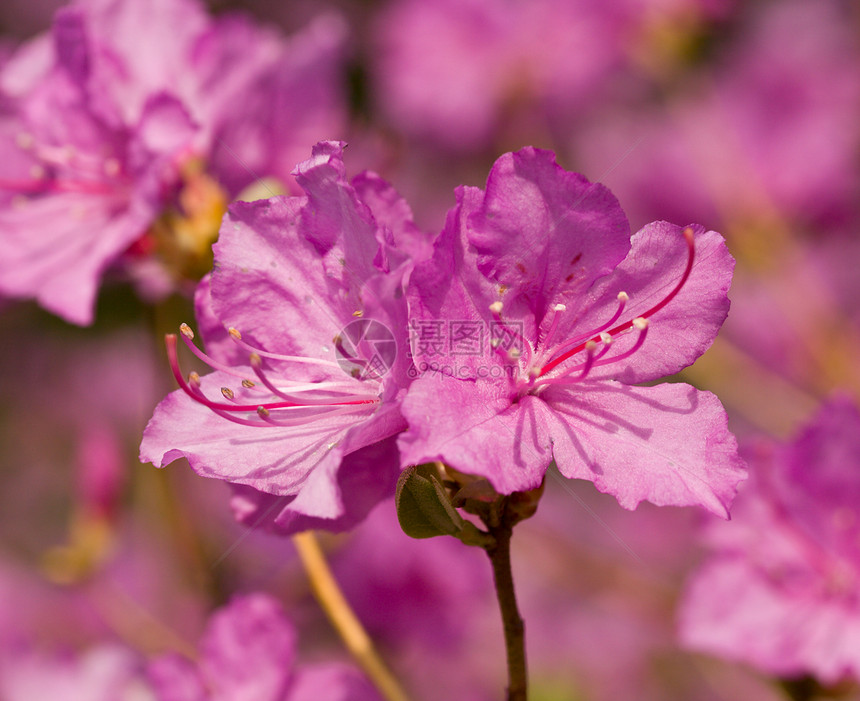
[292,531,411,701]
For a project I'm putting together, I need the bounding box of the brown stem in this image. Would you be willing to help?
[484,512,527,701]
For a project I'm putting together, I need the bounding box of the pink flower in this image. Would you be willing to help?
[400,147,745,516]
[149,593,380,701]
[679,395,860,683]
[141,142,427,534]
[0,0,346,324]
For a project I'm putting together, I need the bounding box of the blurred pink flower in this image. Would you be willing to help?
[149,593,380,701]
[0,0,347,324]
[576,0,860,232]
[680,395,860,683]
[371,0,732,152]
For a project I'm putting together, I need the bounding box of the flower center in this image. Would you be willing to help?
[137,158,228,280]
[166,323,380,429]
[488,227,695,397]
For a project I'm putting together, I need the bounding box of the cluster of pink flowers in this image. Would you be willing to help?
[141,141,745,534]
[2,0,860,698]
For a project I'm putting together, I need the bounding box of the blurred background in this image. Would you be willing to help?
[0,0,858,699]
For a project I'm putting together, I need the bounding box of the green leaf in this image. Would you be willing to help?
[396,464,466,539]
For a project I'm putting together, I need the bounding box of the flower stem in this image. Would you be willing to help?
[292,531,411,701]
[483,512,527,701]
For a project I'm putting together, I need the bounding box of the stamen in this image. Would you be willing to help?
[487,301,533,368]
[249,353,307,402]
[542,291,628,365]
[228,327,341,369]
[534,335,611,388]
[577,341,599,380]
[166,335,378,413]
[538,229,694,378]
[540,303,568,349]
[178,324,255,381]
[590,318,649,369]
[253,403,372,427]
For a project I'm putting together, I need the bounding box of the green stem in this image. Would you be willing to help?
[484,511,527,701]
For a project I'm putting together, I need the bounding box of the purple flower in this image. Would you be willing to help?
[148,593,380,701]
[141,142,426,534]
[400,147,745,516]
[679,395,860,683]
[0,0,346,325]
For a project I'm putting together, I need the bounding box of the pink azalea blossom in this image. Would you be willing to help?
[0,0,346,325]
[141,142,427,534]
[149,593,380,701]
[400,147,745,516]
[679,395,860,683]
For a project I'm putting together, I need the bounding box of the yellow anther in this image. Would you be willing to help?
[179,323,194,339]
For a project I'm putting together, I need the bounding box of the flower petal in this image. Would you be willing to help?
[399,376,549,494]
[563,222,734,383]
[230,434,401,536]
[198,594,296,701]
[547,381,746,517]
[467,147,630,326]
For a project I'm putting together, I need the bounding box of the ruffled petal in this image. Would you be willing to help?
[558,222,733,383]
[467,147,630,326]
[547,381,746,517]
